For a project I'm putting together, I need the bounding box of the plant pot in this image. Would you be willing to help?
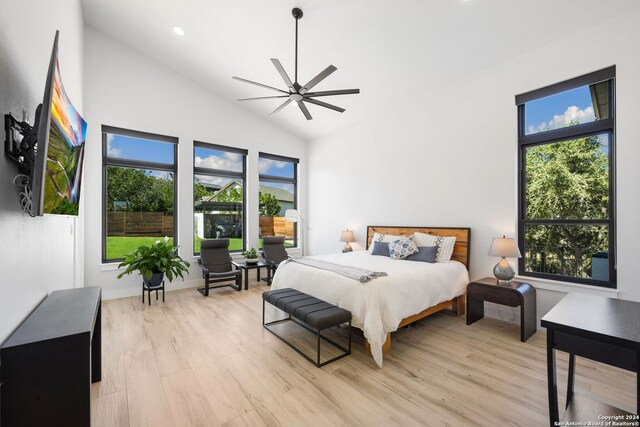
[144,272,164,288]
[244,258,259,264]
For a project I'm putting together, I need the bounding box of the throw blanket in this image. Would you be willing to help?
[284,257,387,283]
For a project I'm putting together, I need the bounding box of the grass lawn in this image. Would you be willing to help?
[193,236,244,253]
[194,237,294,253]
[107,236,295,260]
[106,236,176,260]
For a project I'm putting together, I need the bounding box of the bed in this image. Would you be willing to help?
[270,226,471,367]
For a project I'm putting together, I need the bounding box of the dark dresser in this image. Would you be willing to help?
[0,286,101,427]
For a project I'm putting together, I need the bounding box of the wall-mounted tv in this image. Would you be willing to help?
[38,31,87,215]
[4,30,87,216]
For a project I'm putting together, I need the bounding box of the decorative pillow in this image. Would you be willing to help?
[413,232,456,262]
[405,246,437,263]
[368,233,403,252]
[371,241,390,257]
[388,236,419,260]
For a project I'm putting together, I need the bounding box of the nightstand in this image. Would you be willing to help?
[466,277,537,342]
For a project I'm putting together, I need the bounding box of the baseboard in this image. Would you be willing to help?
[101,278,203,300]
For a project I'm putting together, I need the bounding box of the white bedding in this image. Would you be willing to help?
[270,251,469,367]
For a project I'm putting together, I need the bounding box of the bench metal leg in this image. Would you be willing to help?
[263,301,351,368]
[317,331,321,366]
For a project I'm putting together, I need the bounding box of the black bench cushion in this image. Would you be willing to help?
[263,288,351,330]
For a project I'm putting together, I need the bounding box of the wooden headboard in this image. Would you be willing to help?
[366,226,471,270]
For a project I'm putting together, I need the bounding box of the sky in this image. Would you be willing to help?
[193,147,294,190]
[107,134,174,163]
[107,137,295,188]
[525,85,596,134]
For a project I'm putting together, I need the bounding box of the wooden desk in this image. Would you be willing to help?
[0,286,102,426]
[541,293,639,426]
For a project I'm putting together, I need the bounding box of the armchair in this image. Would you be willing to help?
[197,239,242,296]
[261,236,291,284]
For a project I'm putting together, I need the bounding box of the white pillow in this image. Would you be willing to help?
[368,233,403,252]
[413,232,456,262]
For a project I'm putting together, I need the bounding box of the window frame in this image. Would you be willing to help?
[101,125,179,264]
[193,141,248,255]
[516,66,616,288]
[258,152,299,248]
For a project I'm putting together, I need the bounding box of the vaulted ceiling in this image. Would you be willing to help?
[82,0,640,140]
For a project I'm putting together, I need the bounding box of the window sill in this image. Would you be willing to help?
[514,274,619,297]
[100,262,122,272]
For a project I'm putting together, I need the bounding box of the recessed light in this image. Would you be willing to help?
[173,26,185,36]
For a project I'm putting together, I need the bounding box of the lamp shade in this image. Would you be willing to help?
[339,230,355,243]
[284,209,300,222]
[488,236,522,258]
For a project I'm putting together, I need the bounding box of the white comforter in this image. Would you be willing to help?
[270,251,469,367]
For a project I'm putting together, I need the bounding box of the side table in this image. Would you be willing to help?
[232,260,272,290]
[466,277,537,342]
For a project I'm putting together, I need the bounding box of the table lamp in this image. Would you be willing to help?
[339,230,355,253]
[488,235,521,282]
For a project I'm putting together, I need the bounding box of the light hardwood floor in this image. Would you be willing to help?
[92,274,637,427]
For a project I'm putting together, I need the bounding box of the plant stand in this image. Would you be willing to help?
[142,279,165,305]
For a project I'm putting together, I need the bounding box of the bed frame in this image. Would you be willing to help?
[364,225,471,354]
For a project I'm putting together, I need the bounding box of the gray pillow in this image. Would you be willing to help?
[406,246,437,263]
[371,241,390,257]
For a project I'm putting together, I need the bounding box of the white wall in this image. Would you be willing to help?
[83,27,306,300]
[0,0,84,343]
[306,8,640,321]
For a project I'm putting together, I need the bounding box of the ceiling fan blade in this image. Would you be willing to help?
[303,98,345,113]
[304,89,360,97]
[296,100,313,120]
[299,65,337,94]
[237,95,289,101]
[268,99,293,116]
[232,76,288,94]
[270,59,295,91]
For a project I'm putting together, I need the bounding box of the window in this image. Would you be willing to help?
[258,153,299,249]
[193,142,247,255]
[102,126,178,262]
[516,67,615,287]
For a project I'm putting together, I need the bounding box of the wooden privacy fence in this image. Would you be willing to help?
[259,216,294,239]
[107,212,174,237]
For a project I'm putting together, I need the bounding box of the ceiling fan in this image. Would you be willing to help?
[232,8,360,120]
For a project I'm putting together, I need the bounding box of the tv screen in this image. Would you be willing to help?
[33,31,87,216]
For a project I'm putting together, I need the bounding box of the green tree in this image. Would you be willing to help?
[259,192,281,216]
[106,168,174,214]
[214,186,242,203]
[194,183,214,202]
[154,176,175,215]
[524,132,609,277]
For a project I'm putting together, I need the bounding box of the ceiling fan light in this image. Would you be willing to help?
[232,8,358,120]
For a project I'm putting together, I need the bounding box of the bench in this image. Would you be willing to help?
[262,288,352,367]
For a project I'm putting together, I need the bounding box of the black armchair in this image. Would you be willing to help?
[261,236,291,283]
[197,239,242,296]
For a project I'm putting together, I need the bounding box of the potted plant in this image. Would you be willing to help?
[117,237,190,286]
[241,247,260,264]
